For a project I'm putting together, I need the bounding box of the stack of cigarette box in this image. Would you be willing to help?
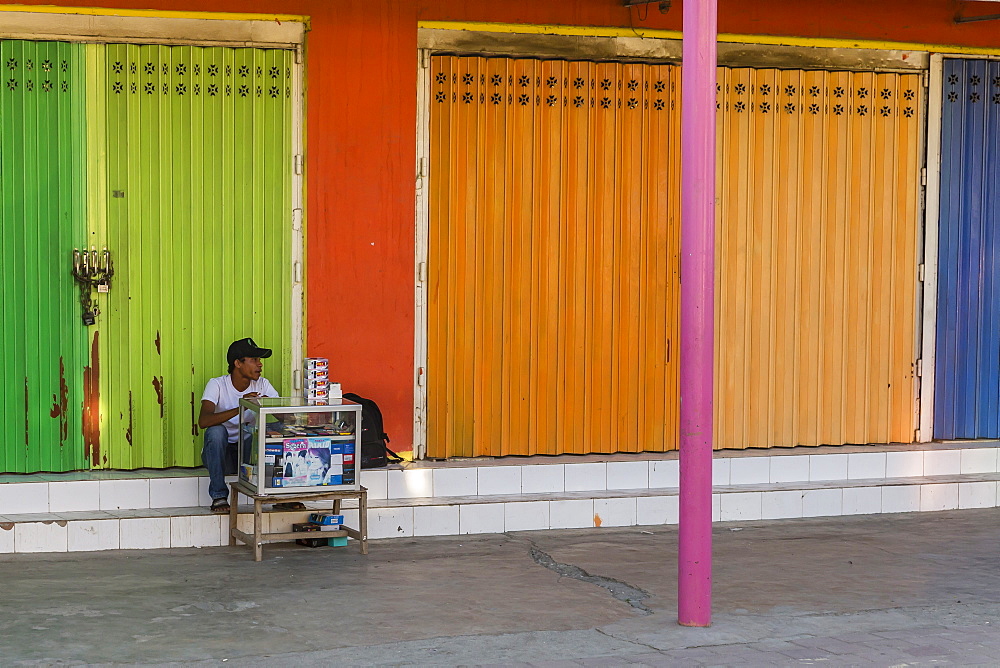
[292,515,349,548]
[304,357,342,404]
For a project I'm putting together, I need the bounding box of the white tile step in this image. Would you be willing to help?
[2,472,998,554]
[2,441,997,517]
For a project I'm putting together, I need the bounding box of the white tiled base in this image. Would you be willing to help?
[1,443,999,554]
[0,478,998,555]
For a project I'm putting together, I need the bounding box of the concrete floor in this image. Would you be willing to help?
[3,509,1000,666]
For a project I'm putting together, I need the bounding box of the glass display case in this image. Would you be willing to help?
[238,397,362,495]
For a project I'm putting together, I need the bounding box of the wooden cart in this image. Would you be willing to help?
[228,480,368,561]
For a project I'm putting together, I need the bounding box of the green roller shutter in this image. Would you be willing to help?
[97,44,293,469]
[0,40,89,473]
[0,40,294,473]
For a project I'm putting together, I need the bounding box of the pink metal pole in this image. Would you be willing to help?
[678,0,717,628]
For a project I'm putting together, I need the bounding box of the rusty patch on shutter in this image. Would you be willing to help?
[50,358,70,446]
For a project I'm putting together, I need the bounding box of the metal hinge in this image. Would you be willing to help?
[419,49,430,70]
[294,44,304,65]
[418,261,427,282]
[921,166,927,186]
[293,155,304,176]
[294,261,303,283]
[918,263,925,282]
[416,366,426,386]
[292,208,303,232]
[916,359,923,377]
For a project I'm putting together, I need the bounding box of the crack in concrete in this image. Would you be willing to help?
[594,627,663,651]
[526,543,653,615]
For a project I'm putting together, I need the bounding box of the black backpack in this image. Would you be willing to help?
[343,392,403,468]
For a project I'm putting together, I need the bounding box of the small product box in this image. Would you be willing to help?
[305,378,329,391]
[329,382,342,399]
[239,463,255,483]
[328,536,349,547]
[304,357,329,371]
[309,513,344,526]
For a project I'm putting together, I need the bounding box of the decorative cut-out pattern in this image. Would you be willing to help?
[429,63,915,126]
[100,53,292,102]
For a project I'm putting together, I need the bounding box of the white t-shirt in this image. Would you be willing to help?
[201,375,279,442]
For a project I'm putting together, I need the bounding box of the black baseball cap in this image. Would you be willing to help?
[227,337,272,364]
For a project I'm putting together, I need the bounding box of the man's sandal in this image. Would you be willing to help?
[210,498,231,513]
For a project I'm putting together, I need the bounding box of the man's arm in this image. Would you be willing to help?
[197,394,263,429]
[198,400,238,429]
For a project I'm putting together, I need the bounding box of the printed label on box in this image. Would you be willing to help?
[281,438,310,486]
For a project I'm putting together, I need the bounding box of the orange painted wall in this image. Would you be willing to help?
[7,0,1000,455]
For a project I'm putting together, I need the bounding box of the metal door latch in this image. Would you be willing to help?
[72,247,114,326]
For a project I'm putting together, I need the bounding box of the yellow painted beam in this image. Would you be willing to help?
[0,4,308,24]
[419,20,1000,57]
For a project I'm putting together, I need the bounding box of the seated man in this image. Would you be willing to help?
[198,337,301,513]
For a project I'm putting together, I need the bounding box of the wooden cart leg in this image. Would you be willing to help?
[228,484,238,546]
[253,498,263,562]
[332,498,341,514]
[359,488,368,555]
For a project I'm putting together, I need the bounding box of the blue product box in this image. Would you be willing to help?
[309,513,344,526]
